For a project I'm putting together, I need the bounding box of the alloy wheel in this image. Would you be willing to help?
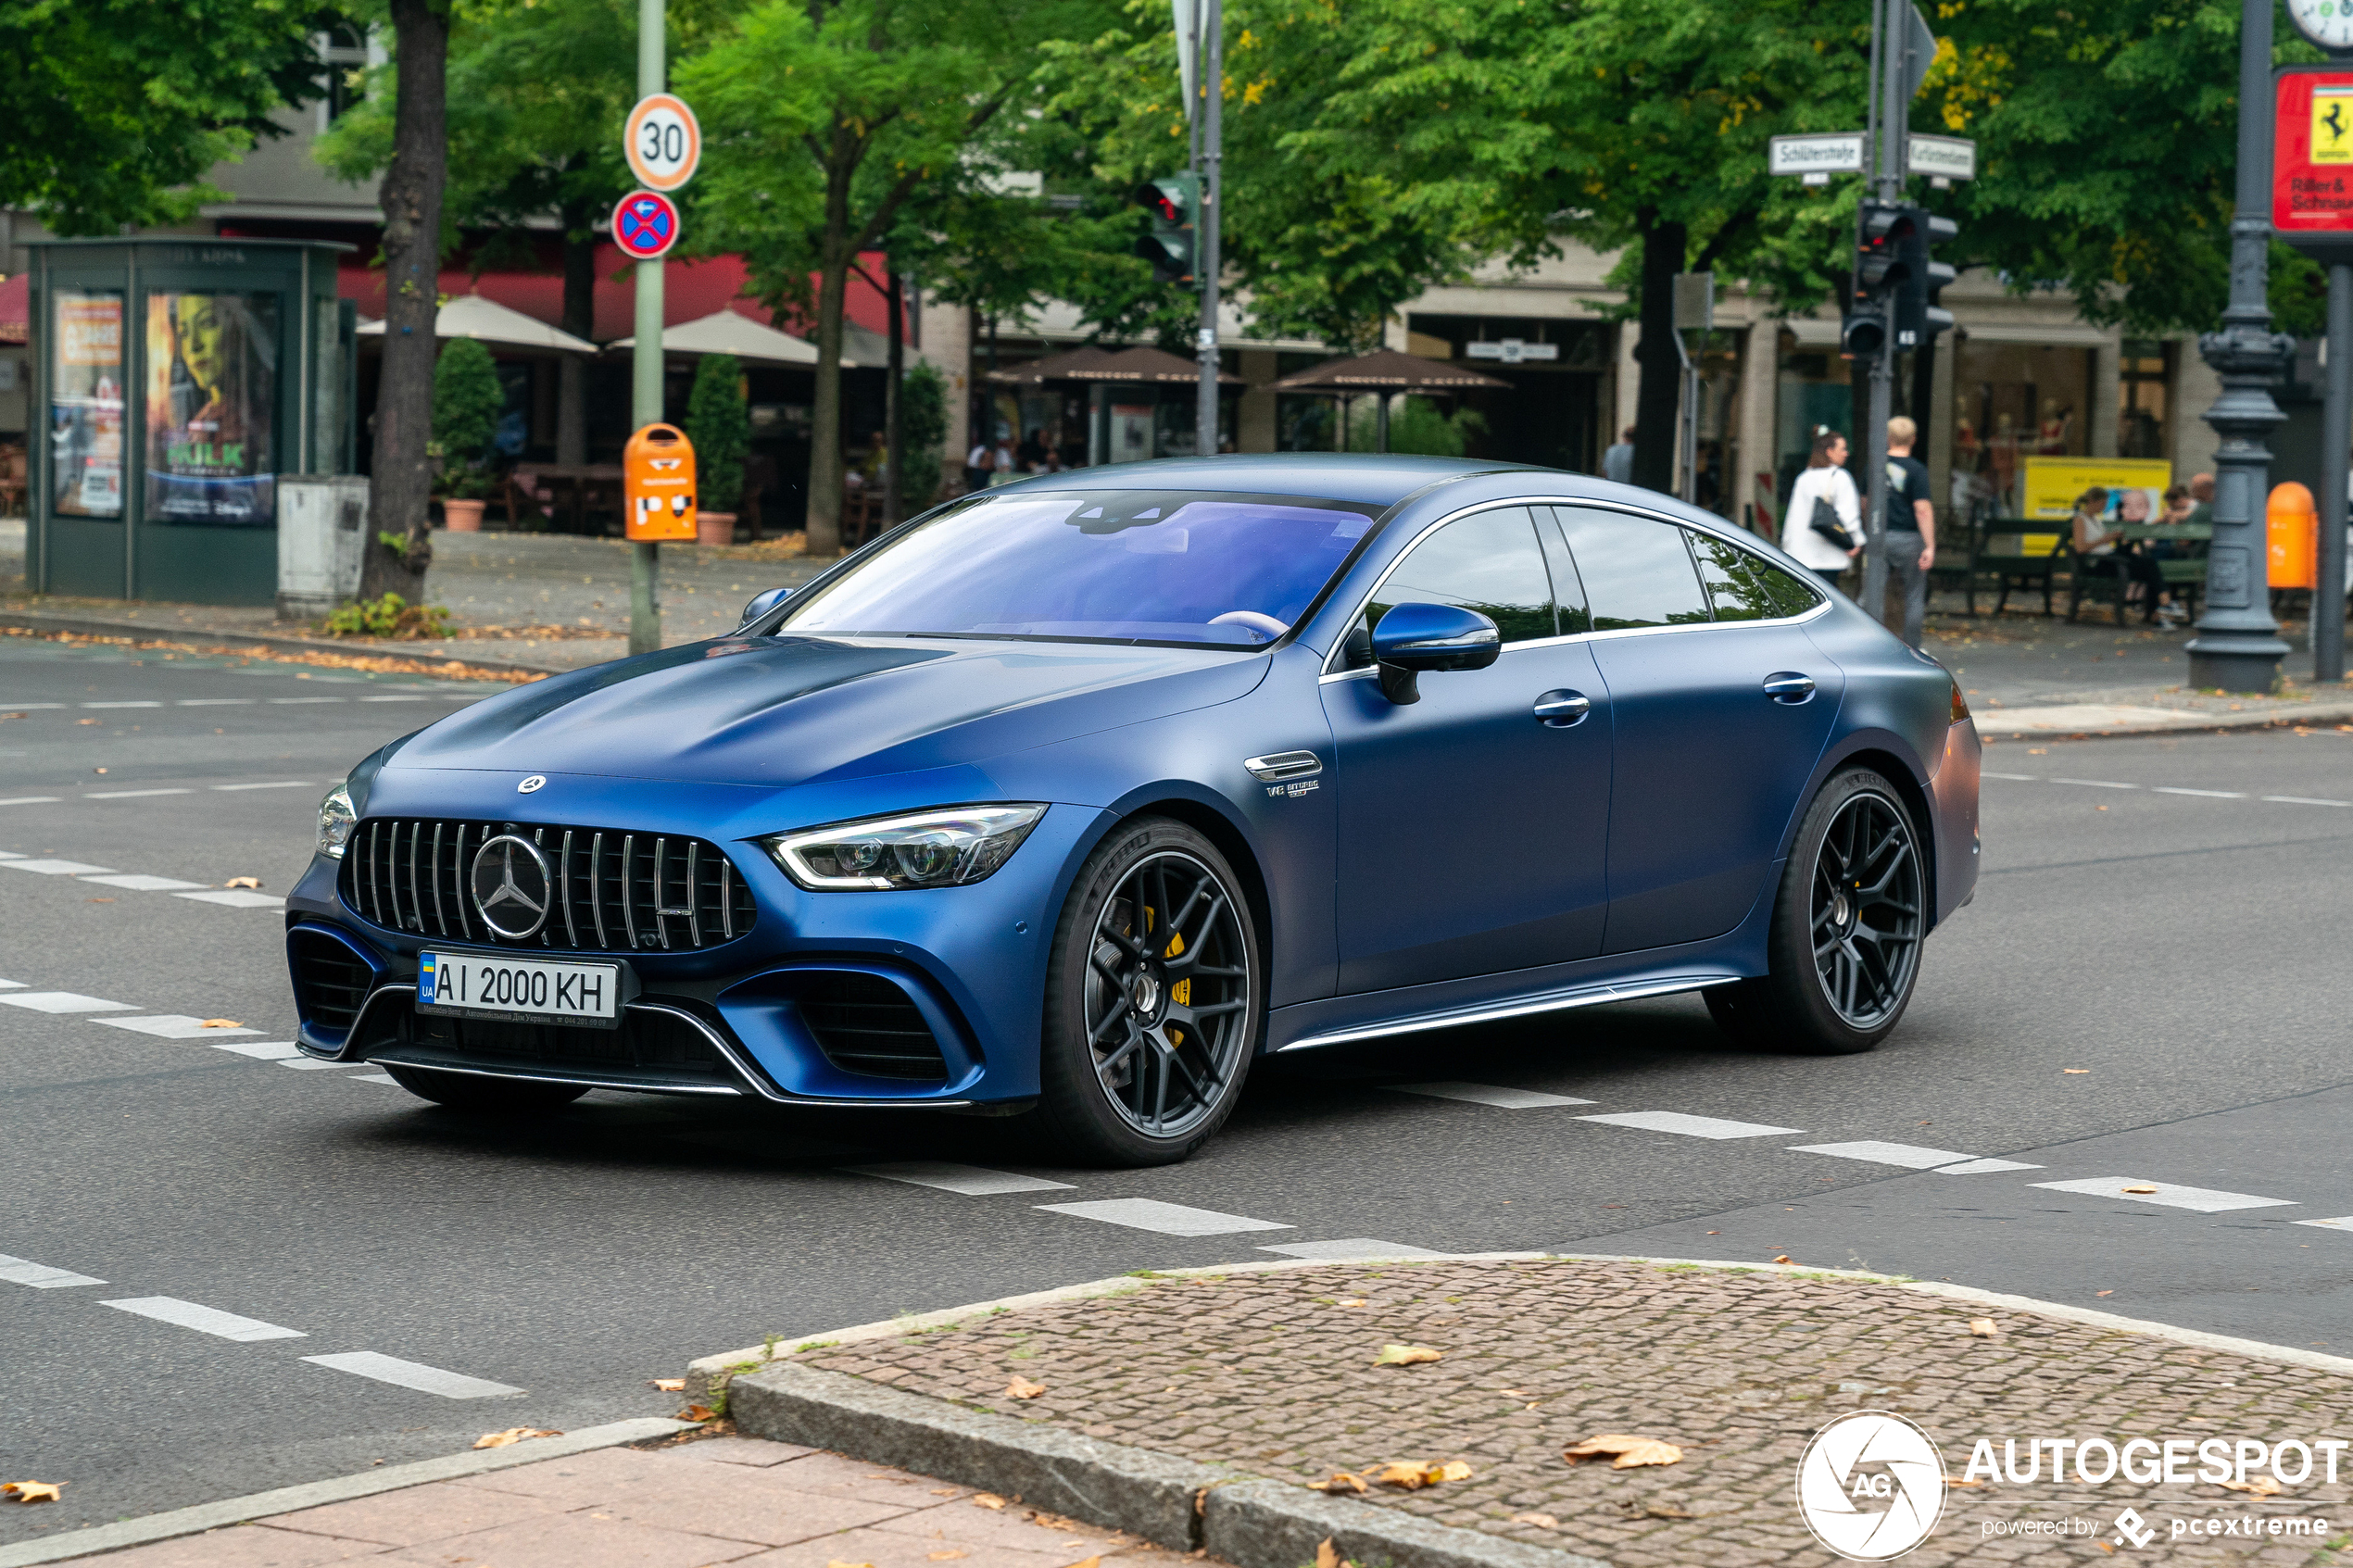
[1082,850,1252,1139]
[1809,790,1922,1029]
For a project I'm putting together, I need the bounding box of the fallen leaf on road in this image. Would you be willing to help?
[1066,1559,1099,1568]
[225,876,263,889]
[972,1493,1008,1511]
[926,1553,967,1562]
[2220,1475,2284,1497]
[1310,1471,1368,1494]
[1564,1435,1683,1469]
[1004,1375,1047,1399]
[86,897,115,903]
[2,1482,62,1504]
[674,1405,717,1422]
[1511,1512,1559,1529]
[1945,1478,1985,1488]
[1336,1298,1367,1308]
[1620,1500,1699,1519]
[824,1561,876,1568]
[1370,1461,1473,1487]
[472,1428,560,1449]
[2121,1185,2158,1195]
[1969,1319,1999,1337]
[2095,1290,2114,1298]
[1315,1539,1344,1568]
[1705,1231,1718,1236]
[2063,1068,2090,1074]
[77,718,100,725]
[1373,1343,1441,1366]
[649,1378,686,1392]
[199,1019,242,1029]
[1772,1255,1793,1264]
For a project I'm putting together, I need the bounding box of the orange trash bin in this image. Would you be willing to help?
[2268,481,2316,589]
[623,423,698,542]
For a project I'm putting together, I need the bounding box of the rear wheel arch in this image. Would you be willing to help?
[1811,743,1936,926]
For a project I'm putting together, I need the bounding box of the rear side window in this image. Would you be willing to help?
[1690,533,1818,620]
[1345,506,1555,667]
[1552,507,1711,630]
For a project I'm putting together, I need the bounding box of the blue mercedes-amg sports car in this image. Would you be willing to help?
[286,455,1979,1164]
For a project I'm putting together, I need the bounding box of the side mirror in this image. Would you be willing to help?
[1368,602,1501,705]
[736,585,794,631]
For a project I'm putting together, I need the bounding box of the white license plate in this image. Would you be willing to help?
[417,950,623,1029]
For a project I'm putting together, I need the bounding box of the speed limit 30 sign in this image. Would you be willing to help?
[624,94,700,192]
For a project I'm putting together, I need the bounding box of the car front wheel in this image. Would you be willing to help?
[1031,817,1262,1165]
[1706,768,1926,1055]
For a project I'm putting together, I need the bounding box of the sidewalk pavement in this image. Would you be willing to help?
[48,1437,1208,1568]
[709,1256,2353,1566]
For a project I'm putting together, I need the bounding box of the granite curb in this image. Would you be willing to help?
[1969,696,2353,739]
[0,608,570,681]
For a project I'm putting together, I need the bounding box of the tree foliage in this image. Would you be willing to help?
[431,336,504,467]
[1,0,333,234]
[900,359,951,508]
[686,353,749,511]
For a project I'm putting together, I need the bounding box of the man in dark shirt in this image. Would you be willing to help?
[1881,416,1936,649]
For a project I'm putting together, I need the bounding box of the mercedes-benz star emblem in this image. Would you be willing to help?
[470,834,553,940]
[518,775,547,794]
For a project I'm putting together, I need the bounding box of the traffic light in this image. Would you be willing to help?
[1846,200,1956,356]
[1133,174,1199,284]
[1842,307,1887,360]
[1892,207,1957,350]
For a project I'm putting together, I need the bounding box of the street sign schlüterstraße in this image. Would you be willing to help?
[1769,133,1866,179]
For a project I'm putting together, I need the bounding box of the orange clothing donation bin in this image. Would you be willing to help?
[624,423,698,541]
[2268,482,2316,590]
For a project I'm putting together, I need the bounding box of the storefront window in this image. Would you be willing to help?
[1952,339,2095,518]
[49,290,124,519]
[145,291,279,525]
[2118,338,2170,459]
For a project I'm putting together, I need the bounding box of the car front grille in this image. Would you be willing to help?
[342,818,757,953]
[291,931,374,1031]
[801,972,948,1081]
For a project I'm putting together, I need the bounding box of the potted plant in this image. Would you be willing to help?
[431,338,504,531]
[686,353,748,546]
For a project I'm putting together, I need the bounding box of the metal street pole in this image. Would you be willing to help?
[629,0,665,657]
[2321,263,2351,684]
[1859,0,1901,630]
[2187,0,2294,692]
[1195,0,1222,458]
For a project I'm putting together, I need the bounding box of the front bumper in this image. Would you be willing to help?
[284,790,1108,1108]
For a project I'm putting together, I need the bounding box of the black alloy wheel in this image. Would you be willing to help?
[1033,817,1261,1164]
[1705,768,1925,1056]
[380,1063,589,1113]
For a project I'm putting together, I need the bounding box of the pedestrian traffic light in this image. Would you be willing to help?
[1133,174,1198,285]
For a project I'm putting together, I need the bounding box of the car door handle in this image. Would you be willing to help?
[1533,690,1592,728]
[1764,671,1817,705]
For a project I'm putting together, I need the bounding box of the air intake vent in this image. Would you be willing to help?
[341,819,756,954]
[801,973,948,1081]
[291,932,374,1032]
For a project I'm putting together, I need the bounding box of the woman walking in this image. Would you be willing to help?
[1782,427,1862,590]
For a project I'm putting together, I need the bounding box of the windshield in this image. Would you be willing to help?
[779,489,1382,648]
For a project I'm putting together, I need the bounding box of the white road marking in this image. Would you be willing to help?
[175,890,285,909]
[2154,787,2246,798]
[2031,1177,2297,1213]
[0,1254,106,1288]
[175,699,256,707]
[352,1073,401,1085]
[277,1059,351,1071]
[81,873,209,892]
[1390,1081,1595,1109]
[0,797,61,806]
[103,1297,306,1341]
[207,1040,304,1060]
[4,859,117,874]
[212,780,314,791]
[1931,1158,2044,1174]
[94,1015,263,1040]
[0,978,20,987]
[82,701,162,709]
[0,703,69,709]
[2262,796,2351,807]
[2051,778,2139,790]
[1982,771,2039,781]
[301,1351,522,1398]
[0,992,136,1013]
[2296,1216,2353,1232]
[842,1160,1076,1195]
[1576,1110,1805,1139]
[1257,1238,1445,1261]
[359,696,429,703]
[1790,1140,1981,1169]
[0,850,18,859]
[267,697,346,705]
[86,788,195,800]
[1037,1198,1294,1236]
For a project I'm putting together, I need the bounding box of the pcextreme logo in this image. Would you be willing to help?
[1795,1411,1947,1561]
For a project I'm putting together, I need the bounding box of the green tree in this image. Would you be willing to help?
[0,0,332,233]
[432,336,503,468]
[686,354,749,512]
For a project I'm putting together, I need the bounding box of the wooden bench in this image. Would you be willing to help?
[1964,527,2065,617]
[2069,522,2210,624]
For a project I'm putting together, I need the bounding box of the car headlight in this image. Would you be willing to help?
[765,804,1047,890]
[317,782,357,859]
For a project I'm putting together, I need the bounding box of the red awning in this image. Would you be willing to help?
[0,271,27,345]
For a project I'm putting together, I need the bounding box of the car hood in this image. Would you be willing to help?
[393,633,1269,788]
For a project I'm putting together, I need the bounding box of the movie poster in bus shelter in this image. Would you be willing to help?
[49,291,124,518]
[144,292,278,525]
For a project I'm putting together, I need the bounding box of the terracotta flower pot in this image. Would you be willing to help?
[442,498,486,533]
[697,510,737,547]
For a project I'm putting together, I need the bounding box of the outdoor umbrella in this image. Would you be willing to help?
[607,307,839,366]
[357,291,597,355]
[1269,347,1509,452]
[985,345,1119,384]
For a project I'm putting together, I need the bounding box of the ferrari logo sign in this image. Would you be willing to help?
[2316,84,2353,163]
[2276,67,2353,248]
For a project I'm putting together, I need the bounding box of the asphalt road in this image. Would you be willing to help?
[5,636,2352,1544]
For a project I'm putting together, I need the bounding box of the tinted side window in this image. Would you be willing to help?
[1554,508,1711,630]
[1534,508,1592,633]
[1349,507,1555,666]
[1747,551,1826,618]
[1692,533,1777,621]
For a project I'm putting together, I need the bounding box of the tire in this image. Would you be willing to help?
[380,1063,589,1113]
[1705,768,1926,1056]
[1028,816,1264,1166]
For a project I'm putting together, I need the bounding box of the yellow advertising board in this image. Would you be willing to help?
[2018,458,2173,523]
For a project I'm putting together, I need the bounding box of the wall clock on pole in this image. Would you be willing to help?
[2289,0,2353,56]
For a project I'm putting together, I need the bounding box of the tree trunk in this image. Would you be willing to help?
[361,0,447,602]
[804,155,855,557]
[885,268,904,528]
[557,193,594,470]
[1630,214,1685,495]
